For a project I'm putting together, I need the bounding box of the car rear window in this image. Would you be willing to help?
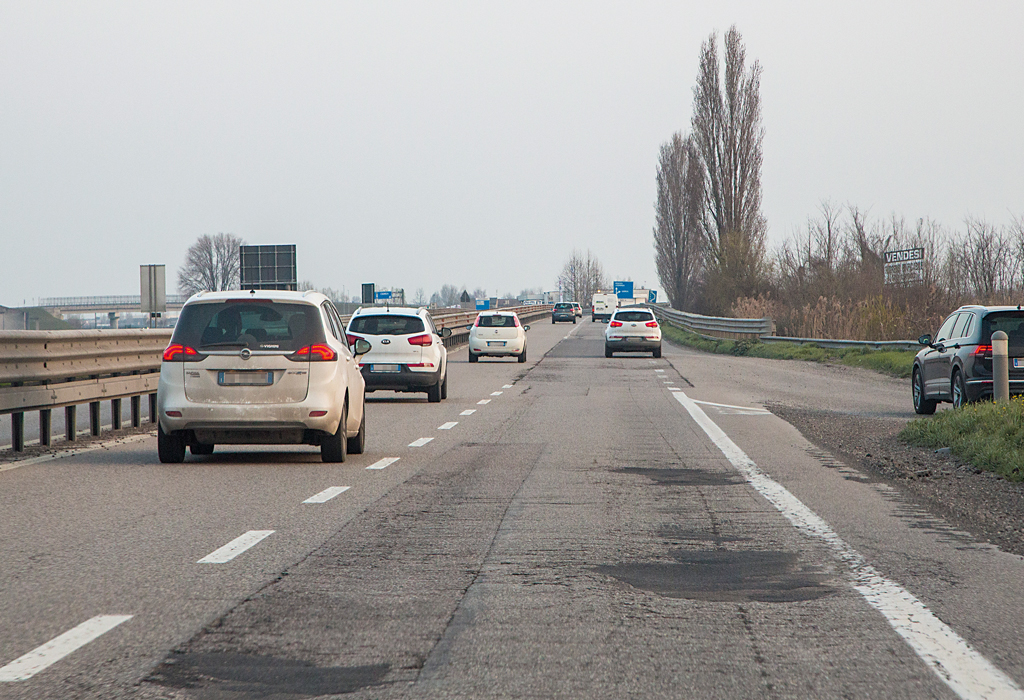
[555,303,572,309]
[349,314,425,335]
[478,315,516,327]
[172,301,322,351]
[982,312,1024,349]
[614,311,654,322]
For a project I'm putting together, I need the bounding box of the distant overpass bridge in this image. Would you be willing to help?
[39,295,191,318]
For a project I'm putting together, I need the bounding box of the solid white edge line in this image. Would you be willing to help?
[477,399,491,405]
[0,432,155,474]
[408,438,433,447]
[692,399,771,414]
[460,410,476,416]
[671,389,1024,700]
[0,615,133,682]
[438,422,458,430]
[366,457,400,470]
[303,486,351,503]
[197,530,274,564]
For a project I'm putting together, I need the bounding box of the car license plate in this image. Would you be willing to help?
[218,371,273,386]
[370,364,401,372]
[487,341,506,347]
[1014,358,1023,368]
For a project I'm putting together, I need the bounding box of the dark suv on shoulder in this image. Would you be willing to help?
[552,302,576,324]
[913,305,1024,413]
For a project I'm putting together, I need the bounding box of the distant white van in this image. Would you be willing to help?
[591,293,618,322]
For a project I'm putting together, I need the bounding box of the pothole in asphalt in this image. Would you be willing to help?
[595,550,832,603]
[657,525,750,544]
[148,652,390,698]
[615,466,744,487]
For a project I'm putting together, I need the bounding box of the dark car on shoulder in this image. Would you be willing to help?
[552,302,576,324]
[913,305,1024,414]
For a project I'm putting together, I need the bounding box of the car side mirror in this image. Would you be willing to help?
[918,334,932,346]
[440,327,452,338]
[523,325,530,331]
[466,324,474,330]
[353,338,372,356]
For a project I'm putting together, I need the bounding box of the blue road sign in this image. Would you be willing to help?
[613,281,634,299]
[375,291,392,301]
[648,289,657,303]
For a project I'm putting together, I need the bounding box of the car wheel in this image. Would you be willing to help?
[440,370,448,399]
[518,346,527,363]
[427,375,442,403]
[572,318,576,324]
[552,318,556,324]
[158,424,186,463]
[468,352,478,363]
[321,402,348,463]
[190,443,214,456]
[347,401,366,454]
[605,346,613,358]
[913,368,937,415]
[951,370,968,409]
[652,346,662,358]
[591,316,595,322]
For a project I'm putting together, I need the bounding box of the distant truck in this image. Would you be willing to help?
[591,293,618,322]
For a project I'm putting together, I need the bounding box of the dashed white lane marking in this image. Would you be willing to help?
[366,457,400,470]
[409,438,434,447]
[197,530,274,564]
[0,615,133,682]
[502,384,513,388]
[490,391,503,396]
[654,369,665,373]
[671,390,1024,700]
[0,432,155,473]
[668,387,682,392]
[477,399,491,405]
[303,486,351,503]
[438,422,458,430]
[460,410,476,416]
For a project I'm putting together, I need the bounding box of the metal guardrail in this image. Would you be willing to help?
[0,304,553,452]
[760,336,920,351]
[647,304,774,340]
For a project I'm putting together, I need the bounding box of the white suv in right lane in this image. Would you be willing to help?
[604,307,662,358]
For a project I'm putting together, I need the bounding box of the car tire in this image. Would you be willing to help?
[913,368,937,415]
[158,424,186,464]
[951,370,968,409]
[652,346,662,358]
[591,316,595,322]
[440,370,448,399]
[347,401,366,455]
[605,347,613,358]
[552,318,556,324]
[321,402,348,463]
[518,347,527,363]
[427,375,442,403]
[468,352,478,363]
[190,443,214,456]
[572,318,576,324]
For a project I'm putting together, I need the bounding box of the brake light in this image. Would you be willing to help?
[474,317,482,327]
[408,334,433,346]
[974,344,993,358]
[609,321,623,327]
[513,316,520,327]
[346,334,361,346]
[162,344,199,362]
[646,321,659,328]
[290,344,337,361]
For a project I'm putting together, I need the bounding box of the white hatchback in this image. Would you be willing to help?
[468,312,530,363]
[346,307,451,402]
[157,290,370,463]
[604,307,662,357]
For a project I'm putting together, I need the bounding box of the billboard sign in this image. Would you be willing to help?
[240,244,297,291]
[613,280,634,299]
[361,283,375,304]
[884,247,924,285]
[140,264,166,314]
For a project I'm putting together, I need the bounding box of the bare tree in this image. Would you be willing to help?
[412,288,427,306]
[559,249,608,303]
[433,284,461,306]
[654,132,705,310]
[177,233,244,295]
[691,26,767,310]
[471,287,488,300]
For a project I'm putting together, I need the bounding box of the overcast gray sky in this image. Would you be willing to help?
[2,1,1022,306]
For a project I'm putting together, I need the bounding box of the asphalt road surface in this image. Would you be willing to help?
[2,318,1023,699]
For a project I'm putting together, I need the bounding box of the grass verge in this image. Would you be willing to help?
[660,324,916,378]
[900,397,1024,481]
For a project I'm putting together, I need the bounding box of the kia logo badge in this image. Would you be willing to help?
[381,339,391,345]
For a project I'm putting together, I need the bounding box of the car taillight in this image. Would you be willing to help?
[513,316,520,327]
[974,344,993,358]
[609,321,623,327]
[346,334,361,346]
[162,344,200,362]
[646,321,659,328]
[408,334,433,346]
[474,317,482,327]
[290,344,337,361]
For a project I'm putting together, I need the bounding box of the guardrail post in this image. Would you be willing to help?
[39,409,51,446]
[111,398,122,430]
[148,393,158,423]
[65,405,77,441]
[11,412,24,452]
[993,330,1009,402]
[131,396,141,428]
[89,401,101,436]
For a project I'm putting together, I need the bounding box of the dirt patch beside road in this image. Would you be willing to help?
[770,405,1024,558]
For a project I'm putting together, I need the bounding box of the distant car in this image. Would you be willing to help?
[604,307,662,358]
[469,311,530,363]
[157,290,370,463]
[913,305,1024,413]
[571,302,583,318]
[346,306,451,402]
[552,302,576,324]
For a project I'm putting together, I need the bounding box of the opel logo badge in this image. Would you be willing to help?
[381,339,391,345]
[240,348,251,360]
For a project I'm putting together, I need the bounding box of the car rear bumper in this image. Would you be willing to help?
[965,377,1024,402]
[605,337,661,351]
[361,364,441,391]
[552,313,574,321]
[469,337,525,356]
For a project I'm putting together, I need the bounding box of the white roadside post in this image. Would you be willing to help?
[992,330,1009,402]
